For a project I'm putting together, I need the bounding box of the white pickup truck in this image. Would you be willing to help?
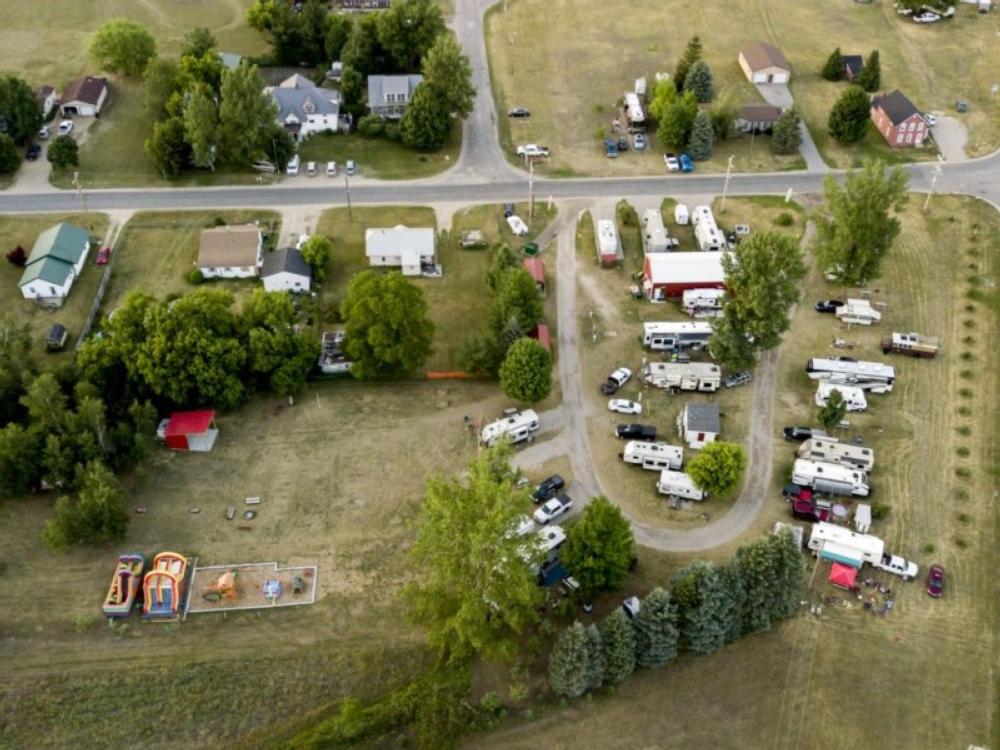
[516,144,550,158]
[875,553,919,581]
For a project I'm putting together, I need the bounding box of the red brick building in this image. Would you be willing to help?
[870,90,927,148]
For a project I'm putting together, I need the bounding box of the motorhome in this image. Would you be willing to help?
[597,219,621,264]
[480,410,540,447]
[624,92,645,131]
[805,358,895,392]
[692,205,725,252]
[681,288,725,318]
[642,209,669,254]
[656,470,705,501]
[792,458,870,497]
[641,362,721,392]
[797,437,875,472]
[835,299,882,326]
[881,332,940,359]
[622,441,684,471]
[807,522,884,567]
[814,382,868,412]
[642,321,713,351]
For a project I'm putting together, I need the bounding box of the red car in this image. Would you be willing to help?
[790,498,830,523]
[925,564,945,598]
[95,246,111,265]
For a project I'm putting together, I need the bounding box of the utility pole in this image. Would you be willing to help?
[923,156,944,212]
[344,170,353,221]
[72,171,88,213]
[720,154,735,214]
[528,157,535,220]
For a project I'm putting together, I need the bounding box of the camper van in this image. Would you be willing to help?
[656,470,705,501]
[814,382,868,412]
[642,321,713,351]
[641,362,721,392]
[692,205,725,252]
[792,459,870,497]
[806,358,895,392]
[797,437,875,472]
[835,299,882,326]
[480,410,540,447]
[642,209,669,254]
[682,288,725,318]
[622,441,684,471]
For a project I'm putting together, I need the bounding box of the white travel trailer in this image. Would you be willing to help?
[805,358,895,392]
[814,382,868,412]
[624,92,645,129]
[622,441,684,471]
[835,299,882,326]
[674,203,689,225]
[642,321,713,351]
[792,458,870,497]
[807,522,884,567]
[682,288,725,318]
[692,205,725,252]
[641,362,721,392]
[642,209,669,254]
[597,219,621,258]
[798,437,875,472]
[656,470,705,501]
[480,409,540,447]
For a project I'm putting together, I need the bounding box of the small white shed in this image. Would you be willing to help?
[676,403,720,450]
[674,203,690,226]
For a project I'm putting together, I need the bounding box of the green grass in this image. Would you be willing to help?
[297,128,462,181]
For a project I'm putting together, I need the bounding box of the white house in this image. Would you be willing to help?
[367,75,423,119]
[261,247,312,293]
[197,225,263,279]
[676,403,720,450]
[265,74,342,140]
[18,223,91,306]
[36,85,57,117]
[365,225,435,276]
[59,76,109,117]
[738,42,792,84]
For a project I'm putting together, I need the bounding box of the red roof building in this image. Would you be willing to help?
[163,411,218,452]
[642,252,728,300]
[522,257,546,295]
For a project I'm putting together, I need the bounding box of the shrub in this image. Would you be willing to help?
[954,537,968,550]
[775,212,795,227]
[954,466,972,478]
[871,503,891,520]
[957,512,970,523]
[923,543,935,554]
[955,446,970,457]
[958,388,973,399]
[956,425,972,436]
[212,216,227,226]
[186,268,204,285]
[6,245,27,267]
[357,114,387,137]
[959,369,974,380]
[73,613,97,633]
[959,351,975,361]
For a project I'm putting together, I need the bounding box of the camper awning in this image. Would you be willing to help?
[164,410,216,437]
[819,541,864,569]
[828,562,858,589]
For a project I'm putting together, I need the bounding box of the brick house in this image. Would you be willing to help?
[870,90,927,148]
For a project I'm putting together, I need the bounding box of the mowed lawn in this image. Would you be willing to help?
[0,212,110,365]
[471,196,999,749]
[486,0,1000,173]
[297,128,463,181]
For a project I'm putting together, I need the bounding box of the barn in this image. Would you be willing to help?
[642,252,728,301]
[161,411,219,452]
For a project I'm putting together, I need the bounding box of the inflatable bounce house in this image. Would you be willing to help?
[142,552,189,619]
[102,553,145,619]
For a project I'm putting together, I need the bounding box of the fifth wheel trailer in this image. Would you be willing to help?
[792,458,870,497]
[798,437,875,472]
[806,358,895,392]
[682,288,725,318]
[480,410,540,447]
[642,321,713,351]
[621,441,684,471]
[656,470,705,501]
[641,362,721,392]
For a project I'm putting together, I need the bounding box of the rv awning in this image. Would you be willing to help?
[819,541,864,569]
[164,410,216,437]
[828,562,858,589]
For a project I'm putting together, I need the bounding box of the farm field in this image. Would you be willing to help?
[470,195,1000,749]
[486,0,1000,174]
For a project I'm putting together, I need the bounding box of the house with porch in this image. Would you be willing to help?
[265,74,342,140]
[197,225,263,279]
[366,75,423,119]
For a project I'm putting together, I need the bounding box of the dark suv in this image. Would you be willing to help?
[615,424,657,441]
[531,475,565,503]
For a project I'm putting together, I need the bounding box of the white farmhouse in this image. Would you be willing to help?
[261,247,312,293]
[365,225,435,276]
[18,222,91,307]
[265,74,342,141]
[197,225,263,279]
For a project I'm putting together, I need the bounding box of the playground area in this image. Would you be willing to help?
[184,562,319,617]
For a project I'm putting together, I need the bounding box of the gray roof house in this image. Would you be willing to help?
[677,403,721,450]
[265,74,342,140]
[262,247,312,293]
[367,75,423,119]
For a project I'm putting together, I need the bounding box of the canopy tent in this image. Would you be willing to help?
[828,562,858,590]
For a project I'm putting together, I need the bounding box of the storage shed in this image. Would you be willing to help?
[738,42,792,84]
[677,403,720,450]
[162,411,219,452]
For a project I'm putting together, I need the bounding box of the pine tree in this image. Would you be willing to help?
[771,107,802,155]
[674,36,703,93]
[683,60,714,103]
[821,47,844,81]
[599,608,636,686]
[634,588,679,668]
[669,561,727,655]
[717,558,747,644]
[768,529,805,620]
[583,624,605,692]
[858,50,880,93]
[548,622,590,698]
[734,537,780,634]
[828,85,871,144]
[687,109,714,161]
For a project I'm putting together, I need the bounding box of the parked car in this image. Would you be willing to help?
[679,153,694,172]
[724,370,752,389]
[37,126,50,140]
[790,498,830,523]
[815,299,845,313]
[604,138,618,158]
[345,159,357,176]
[735,224,751,236]
[25,144,41,161]
[95,246,111,265]
[615,423,657,440]
[507,107,530,118]
[782,483,813,502]
[502,203,515,218]
[57,120,74,135]
[306,161,317,177]
[532,475,565,503]
[608,399,642,415]
[534,495,573,524]
[923,113,938,127]
[913,11,941,22]
[286,154,300,175]
[326,161,337,177]
[664,153,680,172]
[955,100,968,113]
[616,137,629,152]
[600,367,632,395]
[621,596,641,620]
[925,564,945,598]
[783,426,822,442]
[632,132,646,150]
[506,215,529,236]
[516,144,549,158]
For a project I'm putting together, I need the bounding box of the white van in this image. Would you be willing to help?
[286,155,300,176]
[326,161,337,177]
[815,382,868,412]
[674,203,689,226]
[306,161,317,177]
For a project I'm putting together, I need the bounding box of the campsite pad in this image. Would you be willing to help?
[185,562,318,616]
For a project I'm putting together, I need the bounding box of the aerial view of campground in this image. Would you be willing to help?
[1,0,998,748]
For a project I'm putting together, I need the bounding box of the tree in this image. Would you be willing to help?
[178,52,225,93]
[582,624,605,692]
[400,82,452,150]
[717,558,748,644]
[687,109,714,160]
[827,85,871,144]
[298,0,332,65]
[669,561,727,655]
[243,290,318,396]
[341,270,434,379]
[687,441,746,497]
[490,267,544,339]
[43,461,129,550]
[812,158,909,285]
[5,245,26,267]
[647,77,677,122]
[683,60,714,103]
[183,84,219,170]
[708,88,739,140]
[246,0,284,32]
[90,19,157,76]
[656,90,698,149]
[378,0,446,70]
[561,496,634,599]
[634,587,679,668]
[181,27,217,59]
[858,50,880,93]
[499,338,551,403]
[0,75,43,144]
[817,387,848,429]
[673,35,703,93]
[821,47,844,81]
[0,134,20,175]
[47,135,79,169]
[218,63,278,166]
[768,528,805,621]
[0,423,42,497]
[771,107,802,155]
[484,242,519,292]
[143,57,180,116]
[733,536,779,634]
[325,14,355,61]
[20,372,68,435]
[299,235,332,282]
[145,116,189,178]
[548,622,591,698]
[341,15,382,76]
[406,444,543,663]
[599,608,636,686]
[422,34,475,118]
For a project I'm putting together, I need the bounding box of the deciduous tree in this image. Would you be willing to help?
[0,313,34,424]
[656,90,698,150]
[47,135,79,169]
[422,34,475,118]
[827,85,871,144]
[669,560,727,654]
[91,19,157,76]
[599,608,636,685]
[687,109,714,160]
[771,107,802,155]
[182,28,217,59]
[484,242,519,292]
[377,0,446,71]
[821,47,844,81]
[145,116,190,178]
[673,35,703,93]
[242,289,319,396]
[400,82,452,150]
[299,235,332,281]
[647,77,677,122]
[686,441,746,496]
[858,50,880,93]
[489,267,544,340]
[499,337,552,403]
[43,461,128,549]
[218,62,278,166]
[0,423,42,497]
[143,58,181,116]
[561,496,634,598]
[0,134,20,175]
[634,587,679,668]
[683,60,714,103]
[0,75,42,144]
[548,622,591,698]
[325,15,355,61]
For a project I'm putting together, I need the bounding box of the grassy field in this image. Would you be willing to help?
[486,0,1000,174]
[471,195,1000,749]
[297,128,463,181]
[0,212,109,365]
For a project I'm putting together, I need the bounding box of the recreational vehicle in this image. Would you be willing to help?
[480,410,540,447]
[318,331,353,374]
[682,288,725,318]
[622,441,684,471]
[792,458,870,497]
[835,299,882,326]
[642,321,713,351]
[624,92,645,131]
[881,332,940,359]
[692,205,725,252]
[597,220,621,261]
[642,209,669,254]
[656,470,705,501]
[814,382,868,412]
[641,362,721,392]
[807,522,885,567]
[805,358,895,392]
[797,437,875,472]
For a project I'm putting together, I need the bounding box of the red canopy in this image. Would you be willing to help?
[164,410,215,437]
[828,562,857,589]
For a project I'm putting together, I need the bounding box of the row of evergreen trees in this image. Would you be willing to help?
[548,529,805,698]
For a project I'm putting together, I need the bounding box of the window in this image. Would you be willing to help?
[896,132,904,144]
[908,121,916,132]
[905,133,913,144]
